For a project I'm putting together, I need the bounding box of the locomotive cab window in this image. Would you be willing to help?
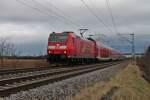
[49,33,68,42]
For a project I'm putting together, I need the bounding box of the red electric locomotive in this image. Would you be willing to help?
[47,31,124,64]
[47,31,97,64]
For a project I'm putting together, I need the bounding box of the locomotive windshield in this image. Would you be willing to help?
[49,33,68,42]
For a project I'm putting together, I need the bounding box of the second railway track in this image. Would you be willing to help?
[0,64,68,76]
[0,61,126,97]
[0,62,113,79]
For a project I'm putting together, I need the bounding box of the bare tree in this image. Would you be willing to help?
[0,37,16,68]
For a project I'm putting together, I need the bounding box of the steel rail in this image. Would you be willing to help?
[0,64,69,76]
[0,62,108,76]
[0,61,126,97]
[0,62,115,85]
[0,62,112,76]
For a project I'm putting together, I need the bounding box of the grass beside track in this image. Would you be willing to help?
[67,64,150,100]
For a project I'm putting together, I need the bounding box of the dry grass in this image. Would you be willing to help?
[67,64,150,100]
[0,59,50,69]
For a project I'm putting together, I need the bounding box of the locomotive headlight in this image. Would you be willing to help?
[64,50,67,54]
[59,46,67,49]
[48,46,55,49]
[48,50,51,54]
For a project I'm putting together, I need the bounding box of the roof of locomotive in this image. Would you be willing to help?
[63,31,95,42]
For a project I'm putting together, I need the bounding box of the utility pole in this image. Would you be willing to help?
[130,33,135,64]
[79,29,88,37]
[117,33,135,64]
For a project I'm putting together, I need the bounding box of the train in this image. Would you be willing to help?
[47,31,124,64]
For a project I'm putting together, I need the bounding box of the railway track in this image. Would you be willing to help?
[0,62,107,76]
[0,64,66,76]
[0,61,125,97]
[0,62,111,79]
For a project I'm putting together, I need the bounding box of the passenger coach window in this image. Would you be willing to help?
[49,33,68,42]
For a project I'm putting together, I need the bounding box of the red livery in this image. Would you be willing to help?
[47,31,123,64]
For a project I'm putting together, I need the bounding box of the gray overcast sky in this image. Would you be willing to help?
[0,0,150,55]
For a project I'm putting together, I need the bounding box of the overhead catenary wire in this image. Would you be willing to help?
[85,0,116,46]
[17,0,130,47]
[105,0,134,45]
[80,0,117,48]
[16,0,57,30]
[80,0,114,34]
[86,0,127,47]
[16,0,80,30]
[30,0,80,29]
[87,0,112,30]
[16,0,75,31]
[17,0,78,31]
[82,0,133,53]
[17,0,113,35]
[46,0,87,28]
[104,0,132,49]
[105,0,118,34]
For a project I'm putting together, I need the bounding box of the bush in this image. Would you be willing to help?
[137,46,150,82]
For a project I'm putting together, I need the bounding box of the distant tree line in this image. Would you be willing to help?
[6,55,46,59]
[0,37,17,67]
[137,45,150,82]
[0,36,48,68]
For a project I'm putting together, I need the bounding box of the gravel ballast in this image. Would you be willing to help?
[4,63,127,100]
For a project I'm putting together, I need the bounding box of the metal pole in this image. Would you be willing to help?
[130,33,135,64]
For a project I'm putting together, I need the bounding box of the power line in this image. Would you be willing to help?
[87,0,112,30]
[46,0,86,28]
[85,0,123,48]
[16,0,80,30]
[105,0,118,34]
[16,0,57,30]
[82,0,134,56]
[30,0,79,29]
[118,33,132,44]
[105,0,133,43]
[104,0,133,48]
[81,0,114,33]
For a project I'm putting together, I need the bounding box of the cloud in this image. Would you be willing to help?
[0,0,150,55]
